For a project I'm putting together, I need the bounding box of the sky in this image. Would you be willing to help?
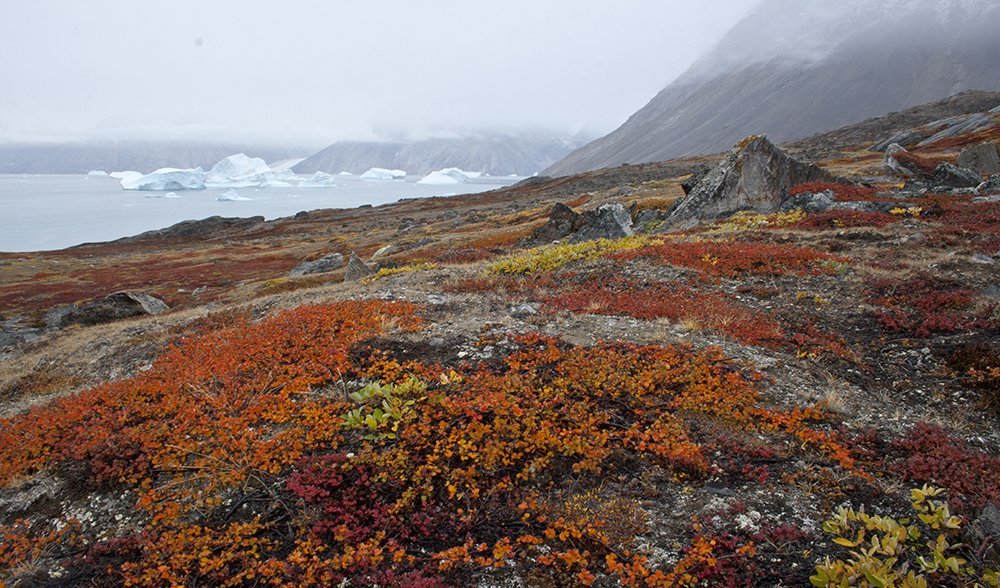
[0,1,758,147]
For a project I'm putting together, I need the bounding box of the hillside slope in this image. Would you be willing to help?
[546,0,1000,175]
[294,134,575,176]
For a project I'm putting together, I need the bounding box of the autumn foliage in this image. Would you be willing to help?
[0,300,857,586]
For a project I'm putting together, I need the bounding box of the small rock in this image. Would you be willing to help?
[971,254,996,265]
[426,295,446,305]
[289,252,344,276]
[780,190,835,213]
[510,304,539,318]
[977,175,1000,195]
[344,251,375,282]
[371,245,393,259]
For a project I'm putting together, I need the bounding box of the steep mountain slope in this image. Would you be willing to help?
[546,0,1000,176]
[0,141,304,174]
[293,134,576,176]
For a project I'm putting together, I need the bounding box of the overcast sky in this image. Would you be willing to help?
[0,1,758,147]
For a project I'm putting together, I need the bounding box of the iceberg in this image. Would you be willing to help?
[206,153,283,187]
[360,167,406,181]
[416,168,476,185]
[298,171,338,188]
[144,191,183,199]
[121,168,206,191]
[339,171,353,176]
[217,189,252,201]
[87,170,108,177]
[110,171,142,182]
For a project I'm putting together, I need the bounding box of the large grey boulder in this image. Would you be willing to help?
[44,292,169,329]
[530,202,583,244]
[957,142,1000,175]
[289,253,344,277]
[570,203,634,242]
[931,162,983,189]
[665,135,834,224]
[344,252,375,282]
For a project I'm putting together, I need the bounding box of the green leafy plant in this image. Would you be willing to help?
[342,377,427,440]
[811,485,998,587]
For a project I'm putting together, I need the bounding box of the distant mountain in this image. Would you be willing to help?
[546,0,1000,176]
[293,134,577,176]
[0,141,305,174]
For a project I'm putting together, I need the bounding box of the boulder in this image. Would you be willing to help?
[289,253,344,277]
[45,292,169,329]
[570,203,634,242]
[957,142,1000,175]
[884,144,937,177]
[344,252,375,282]
[530,202,584,244]
[666,135,834,224]
[931,162,983,189]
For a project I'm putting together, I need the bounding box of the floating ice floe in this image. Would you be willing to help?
[360,167,406,181]
[217,189,252,201]
[121,168,206,191]
[417,168,478,185]
[298,171,338,188]
[144,191,183,199]
[339,171,353,176]
[87,170,108,177]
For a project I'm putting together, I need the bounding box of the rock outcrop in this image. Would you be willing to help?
[884,144,938,177]
[289,253,345,277]
[44,292,169,329]
[931,162,983,189]
[530,203,584,244]
[665,136,833,224]
[344,252,375,282]
[957,142,1000,175]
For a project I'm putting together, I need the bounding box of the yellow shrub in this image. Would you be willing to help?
[488,235,662,275]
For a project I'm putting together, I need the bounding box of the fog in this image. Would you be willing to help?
[0,1,757,147]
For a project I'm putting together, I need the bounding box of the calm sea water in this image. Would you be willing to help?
[0,174,519,252]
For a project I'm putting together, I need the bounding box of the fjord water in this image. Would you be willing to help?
[0,174,519,252]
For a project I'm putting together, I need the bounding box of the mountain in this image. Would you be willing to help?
[0,141,305,174]
[546,0,1000,176]
[293,134,577,176]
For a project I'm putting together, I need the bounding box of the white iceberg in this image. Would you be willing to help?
[217,189,252,201]
[87,170,108,177]
[272,168,298,182]
[206,153,283,187]
[110,171,142,182]
[417,168,477,185]
[121,167,206,191]
[144,191,183,199]
[298,171,338,188]
[339,171,353,176]
[360,167,406,181]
